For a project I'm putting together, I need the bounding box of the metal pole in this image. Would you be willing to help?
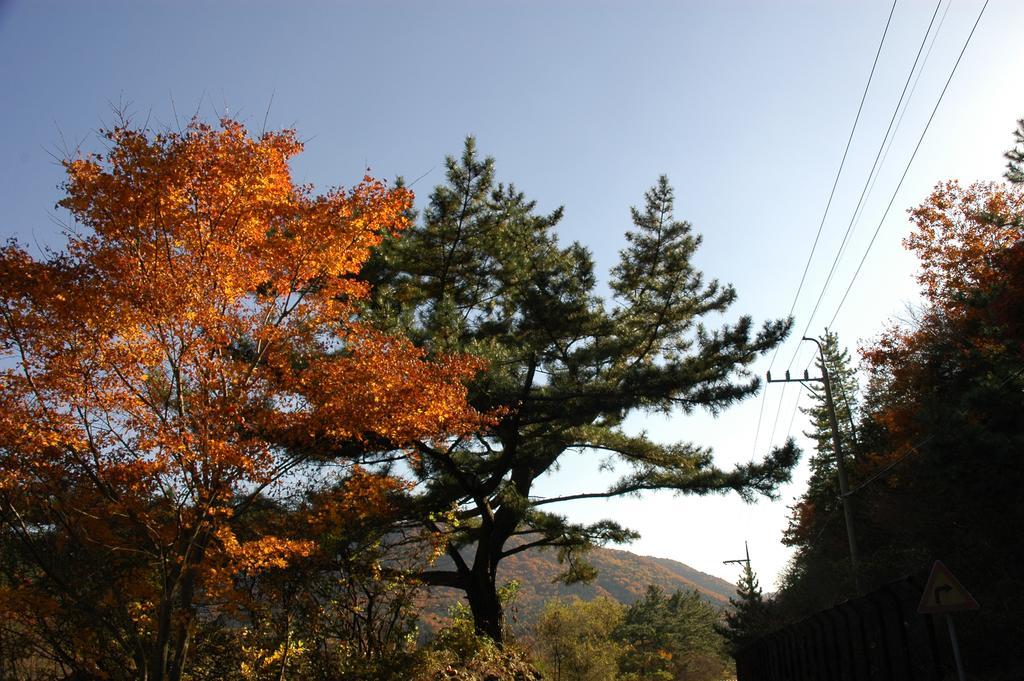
[803,336,861,592]
[946,616,967,681]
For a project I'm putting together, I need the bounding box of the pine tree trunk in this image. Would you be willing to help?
[467,572,504,644]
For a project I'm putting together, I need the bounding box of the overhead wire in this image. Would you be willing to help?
[844,364,1024,498]
[769,0,900,373]
[766,377,790,448]
[784,382,813,444]
[801,0,959,469]
[781,4,999,559]
[819,3,950,319]
[752,0,900,457]
[781,0,978,464]
[828,0,990,329]
[749,386,770,458]
[805,505,842,555]
[789,0,944,363]
[832,0,952,283]
[770,0,954,472]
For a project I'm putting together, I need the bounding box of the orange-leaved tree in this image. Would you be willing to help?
[0,119,486,681]
[863,179,1024,449]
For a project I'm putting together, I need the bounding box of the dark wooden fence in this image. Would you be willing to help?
[735,575,957,681]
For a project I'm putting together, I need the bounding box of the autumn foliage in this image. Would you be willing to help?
[862,179,1024,455]
[904,180,1024,308]
[0,120,485,680]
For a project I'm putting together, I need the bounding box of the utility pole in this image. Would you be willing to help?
[767,336,862,592]
[723,541,751,571]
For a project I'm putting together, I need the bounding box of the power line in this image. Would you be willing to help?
[767,0,899,372]
[828,0,990,329]
[834,367,861,450]
[805,505,842,556]
[845,364,1023,498]
[755,0,899,458]
[766,382,789,449]
[836,0,952,277]
[749,385,769,458]
[784,382,811,444]
[794,0,944,350]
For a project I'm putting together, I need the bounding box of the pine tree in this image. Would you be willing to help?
[720,562,771,653]
[776,331,861,613]
[796,330,859,508]
[1005,118,1024,184]
[616,586,732,681]
[364,139,799,642]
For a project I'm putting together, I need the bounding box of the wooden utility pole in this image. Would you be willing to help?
[767,336,861,592]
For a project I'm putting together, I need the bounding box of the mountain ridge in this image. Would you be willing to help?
[420,544,737,633]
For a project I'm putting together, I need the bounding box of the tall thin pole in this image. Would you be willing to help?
[946,616,967,681]
[803,336,861,592]
[723,541,751,571]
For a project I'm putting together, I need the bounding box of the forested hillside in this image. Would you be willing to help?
[421,544,736,633]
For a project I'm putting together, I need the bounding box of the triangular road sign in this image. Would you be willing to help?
[917,561,980,614]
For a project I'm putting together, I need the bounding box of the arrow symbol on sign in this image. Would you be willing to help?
[918,560,979,615]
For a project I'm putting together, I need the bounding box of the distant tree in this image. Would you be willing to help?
[532,597,622,681]
[1005,118,1024,184]
[365,139,799,642]
[719,563,771,653]
[614,586,732,681]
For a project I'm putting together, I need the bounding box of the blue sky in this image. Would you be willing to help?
[2,0,1022,588]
